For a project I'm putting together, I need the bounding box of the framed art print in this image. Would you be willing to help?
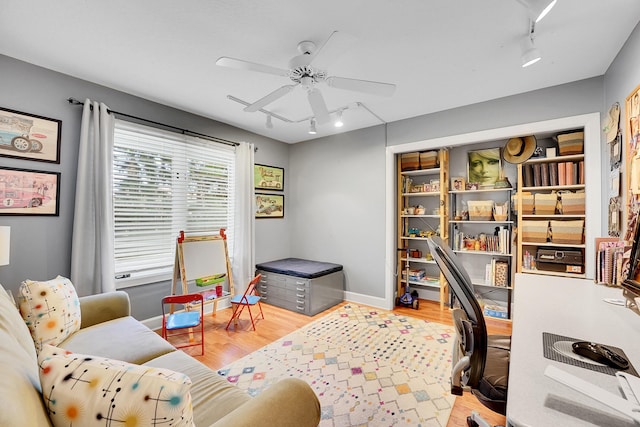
[254,164,284,191]
[0,166,60,215]
[255,193,284,218]
[467,147,501,187]
[0,107,62,163]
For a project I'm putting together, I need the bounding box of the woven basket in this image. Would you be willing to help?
[522,220,549,243]
[468,201,494,221]
[559,191,585,215]
[557,131,584,156]
[521,193,534,215]
[534,193,558,215]
[550,219,584,244]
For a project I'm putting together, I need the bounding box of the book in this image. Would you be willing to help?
[558,162,566,186]
[533,163,542,187]
[524,163,534,187]
[549,162,559,186]
[541,162,549,186]
[565,162,573,185]
[579,160,585,185]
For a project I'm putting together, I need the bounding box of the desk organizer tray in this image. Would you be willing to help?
[255,257,343,279]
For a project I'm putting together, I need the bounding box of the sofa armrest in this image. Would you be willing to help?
[78,291,131,329]
[208,378,320,427]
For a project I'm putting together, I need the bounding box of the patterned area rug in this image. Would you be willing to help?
[217,304,455,426]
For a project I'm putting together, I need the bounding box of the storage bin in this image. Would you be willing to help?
[468,200,494,221]
[559,191,585,215]
[419,151,439,169]
[536,248,583,274]
[534,193,558,215]
[521,192,534,215]
[557,131,584,156]
[521,220,549,243]
[401,152,420,171]
[550,219,584,244]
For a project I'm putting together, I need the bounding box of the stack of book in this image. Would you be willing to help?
[523,160,585,187]
[595,238,627,286]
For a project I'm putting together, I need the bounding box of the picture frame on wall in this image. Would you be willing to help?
[255,193,284,218]
[467,147,502,187]
[0,107,62,164]
[254,164,284,191]
[0,166,61,216]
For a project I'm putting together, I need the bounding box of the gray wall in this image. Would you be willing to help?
[0,55,290,320]
[1,20,638,317]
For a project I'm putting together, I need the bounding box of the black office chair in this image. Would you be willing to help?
[427,236,510,426]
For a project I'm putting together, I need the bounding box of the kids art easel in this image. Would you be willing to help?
[171,229,234,316]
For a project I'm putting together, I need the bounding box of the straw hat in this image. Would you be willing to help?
[602,102,620,143]
[502,135,537,164]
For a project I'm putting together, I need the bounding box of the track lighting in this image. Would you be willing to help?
[308,118,317,135]
[521,21,541,67]
[516,0,557,23]
[334,110,344,128]
[265,115,273,129]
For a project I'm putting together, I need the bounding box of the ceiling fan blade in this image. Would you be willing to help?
[326,76,396,97]
[307,89,331,125]
[216,57,289,77]
[244,85,296,112]
[309,31,357,70]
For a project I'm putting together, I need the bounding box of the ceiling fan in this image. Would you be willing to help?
[216,31,396,125]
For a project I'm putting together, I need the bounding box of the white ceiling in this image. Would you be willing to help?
[2,1,639,144]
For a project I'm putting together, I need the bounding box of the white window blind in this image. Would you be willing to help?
[112,119,235,287]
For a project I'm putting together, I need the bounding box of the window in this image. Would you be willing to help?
[112,120,235,287]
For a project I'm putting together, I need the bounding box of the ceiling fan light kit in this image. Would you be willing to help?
[217,31,396,134]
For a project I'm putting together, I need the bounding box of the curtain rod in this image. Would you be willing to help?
[67,98,239,147]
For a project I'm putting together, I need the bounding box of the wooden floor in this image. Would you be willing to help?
[174,299,511,427]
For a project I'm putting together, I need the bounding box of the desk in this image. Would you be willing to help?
[507,273,640,427]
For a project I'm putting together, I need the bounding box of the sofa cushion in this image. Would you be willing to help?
[60,316,175,365]
[18,276,81,352]
[39,345,194,427]
[143,351,251,426]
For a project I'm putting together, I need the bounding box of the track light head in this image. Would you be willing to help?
[334,110,344,128]
[265,115,273,129]
[516,0,557,23]
[308,118,317,135]
[521,21,542,67]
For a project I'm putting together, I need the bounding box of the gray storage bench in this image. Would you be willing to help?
[255,258,344,316]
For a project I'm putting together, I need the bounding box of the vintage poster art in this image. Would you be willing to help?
[0,107,62,163]
[0,166,60,216]
[254,164,284,191]
[255,193,284,218]
[467,147,502,187]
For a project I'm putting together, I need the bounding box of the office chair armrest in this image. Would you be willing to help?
[452,355,471,395]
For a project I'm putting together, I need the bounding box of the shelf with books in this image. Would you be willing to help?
[397,149,449,309]
[516,138,591,279]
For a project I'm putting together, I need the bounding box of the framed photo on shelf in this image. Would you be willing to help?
[254,164,284,191]
[451,176,465,191]
[255,193,284,218]
[0,107,62,163]
[467,147,501,187]
[0,166,60,216]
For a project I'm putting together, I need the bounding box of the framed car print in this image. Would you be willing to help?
[0,107,62,163]
[254,164,284,191]
[0,166,60,216]
[255,193,284,218]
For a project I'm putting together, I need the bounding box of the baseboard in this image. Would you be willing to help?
[343,291,389,310]
[142,300,231,331]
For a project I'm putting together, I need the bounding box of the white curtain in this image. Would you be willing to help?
[231,142,255,294]
[70,99,116,296]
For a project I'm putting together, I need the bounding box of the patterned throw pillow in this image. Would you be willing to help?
[18,276,81,352]
[38,345,194,427]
